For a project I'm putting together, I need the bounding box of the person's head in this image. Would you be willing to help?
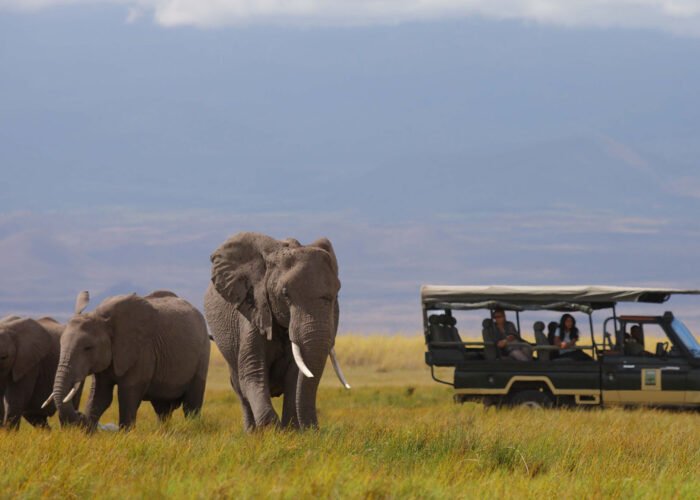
[630,325,642,343]
[560,313,576,332]
[493,307,506,328]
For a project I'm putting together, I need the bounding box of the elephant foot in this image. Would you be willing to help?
[252,409,280,431]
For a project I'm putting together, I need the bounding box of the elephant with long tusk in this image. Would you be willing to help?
[0,315,82,429]
[204,232,350,432]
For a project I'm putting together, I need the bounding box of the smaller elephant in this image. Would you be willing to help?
[0,316,81,429]
[52,290,210,431]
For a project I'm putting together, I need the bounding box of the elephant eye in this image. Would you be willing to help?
[84,345,94,352]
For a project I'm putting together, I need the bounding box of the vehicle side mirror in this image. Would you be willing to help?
[655,342,666,357]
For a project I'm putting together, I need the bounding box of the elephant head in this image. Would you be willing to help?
[52,291,155,425]
[210,232,348,428]
[0,318,52,385]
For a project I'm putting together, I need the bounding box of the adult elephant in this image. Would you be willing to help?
[52,290,210,431]
[204,232,350,431]
[0,316,81,429]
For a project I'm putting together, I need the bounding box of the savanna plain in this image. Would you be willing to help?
[1,336,699,499]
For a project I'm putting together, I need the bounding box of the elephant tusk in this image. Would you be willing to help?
[62,381,82,404]
[41,392,55,409]
[291,342,314,378]
[330,347,351,390]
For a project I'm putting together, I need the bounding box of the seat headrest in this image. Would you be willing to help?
[482,318,493,328]
[428,314,456,327]
[548,321,558,333]
[533,321,545,332]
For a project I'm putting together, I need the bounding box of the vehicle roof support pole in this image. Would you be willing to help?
[516,311,521,335]
[613,304,618,349]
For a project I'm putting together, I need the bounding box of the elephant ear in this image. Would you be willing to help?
[96,294,156,378]
[10,319,52,382]
[74,291,90,314]
[210,232,280,339]
[309,237,341,342]
[309,237,339,276]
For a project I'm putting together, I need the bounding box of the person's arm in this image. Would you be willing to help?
[569,333,578,346]
[505,323,519,343]
[553,327,562,347]
[484,325,506,349]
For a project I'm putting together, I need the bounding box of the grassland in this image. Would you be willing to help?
[1,335,699,499]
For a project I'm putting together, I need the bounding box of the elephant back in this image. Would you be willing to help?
[145,290,179,300]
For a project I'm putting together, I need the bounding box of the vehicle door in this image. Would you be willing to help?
[599,317,623,404]
[611,322,687,405]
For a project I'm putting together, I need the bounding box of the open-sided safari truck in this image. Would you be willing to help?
[422,285,700,408]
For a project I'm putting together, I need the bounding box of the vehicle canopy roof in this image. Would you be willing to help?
[421,285,700,313]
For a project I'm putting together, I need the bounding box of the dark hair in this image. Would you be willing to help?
[559,313,579,340]
[492,307,505,317]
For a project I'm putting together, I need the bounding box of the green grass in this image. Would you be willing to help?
[1,336,699,498]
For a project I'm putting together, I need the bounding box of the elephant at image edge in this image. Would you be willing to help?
[204,232,350,431]
[0,316,82,429]
[52,290,210,430]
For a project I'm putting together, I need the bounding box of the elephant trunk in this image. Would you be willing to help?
[53,364,81,426]
[293,333,331,429]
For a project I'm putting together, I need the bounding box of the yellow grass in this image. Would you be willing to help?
[1,335,699,498]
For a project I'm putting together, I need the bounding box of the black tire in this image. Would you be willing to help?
[482,396,506,409]
[509,390,553,409]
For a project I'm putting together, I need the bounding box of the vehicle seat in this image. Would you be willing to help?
[533,321,550,361]
[427,314,468,366]
[482,318,499,361]
[428,314,460,343]
[547,321,559,343]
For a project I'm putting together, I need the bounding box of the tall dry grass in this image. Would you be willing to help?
[1,335,698,498]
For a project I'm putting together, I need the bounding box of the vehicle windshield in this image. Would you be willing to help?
[671,319,700,357]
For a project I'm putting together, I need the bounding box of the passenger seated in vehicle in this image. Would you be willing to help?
[550,313,591,361]
[484,307,532,361]
[624,325,647,356]
[533,321,550,361]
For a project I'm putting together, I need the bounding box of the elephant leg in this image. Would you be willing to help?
[239,328,279,429]
[0,389,5,426]
[227,372,255,431]
[151,399,179,422]
[182,376,206,418]
[85,376,114,431]
[24,413,49,429]
[239,396,256,432]
[3,376,35,430]
[117,384,146,430]
[281,362,300,429]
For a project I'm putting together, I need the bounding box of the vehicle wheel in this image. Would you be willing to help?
[510,390,553,409]
[482,396,506,409]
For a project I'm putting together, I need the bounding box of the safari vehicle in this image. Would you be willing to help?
[422,286,700,408]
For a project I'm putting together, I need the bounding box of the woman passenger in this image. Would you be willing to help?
[550,313,590,360]
[551,313,579,354]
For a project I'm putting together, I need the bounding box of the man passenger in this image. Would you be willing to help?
[624,325,646,356]
[486,307,532,361]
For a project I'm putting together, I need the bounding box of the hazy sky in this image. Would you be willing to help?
[2,2,700,333]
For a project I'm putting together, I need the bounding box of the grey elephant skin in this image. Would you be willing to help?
[0,316,81,429]
[53,290,210,431]
[205,232,350,431]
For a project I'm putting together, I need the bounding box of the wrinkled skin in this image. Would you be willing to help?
[54,290,210,431]
[0,316,81,429]
[204,232,342,431]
